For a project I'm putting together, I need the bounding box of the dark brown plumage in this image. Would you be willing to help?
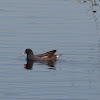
[23,48,61,61]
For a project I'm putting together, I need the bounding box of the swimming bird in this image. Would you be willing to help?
[23,48,61,61]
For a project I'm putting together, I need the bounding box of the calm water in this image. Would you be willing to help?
[0,0,100,100]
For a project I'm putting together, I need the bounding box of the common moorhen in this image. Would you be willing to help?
[23,48,61,61]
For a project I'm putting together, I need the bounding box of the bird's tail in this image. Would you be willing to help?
[56,54,62,58]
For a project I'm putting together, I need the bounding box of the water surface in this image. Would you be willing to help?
[0,0,100,100]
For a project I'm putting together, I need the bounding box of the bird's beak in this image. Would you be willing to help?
[22,51,26,54]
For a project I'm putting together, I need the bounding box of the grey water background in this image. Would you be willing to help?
[0,0,100,100]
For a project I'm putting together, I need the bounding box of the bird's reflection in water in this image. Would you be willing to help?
[23,60,34,70]
[23,60,57,70]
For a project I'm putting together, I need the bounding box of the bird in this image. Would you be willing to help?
[22,48,61,61]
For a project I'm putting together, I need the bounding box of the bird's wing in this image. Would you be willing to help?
[36,50,57,58]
